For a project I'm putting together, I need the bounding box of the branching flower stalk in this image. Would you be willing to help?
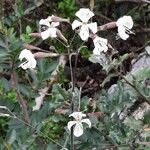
[16,4,136,149]
[68,52,76,150]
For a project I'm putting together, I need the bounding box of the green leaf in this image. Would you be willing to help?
[1,77,11,91]
[46,143,56,150]
[123,117,142,130]
[8,129,16,144]
[143,111,150,124]
[26,25,32,34]
[45,60,58,74]
[17,84,32,97]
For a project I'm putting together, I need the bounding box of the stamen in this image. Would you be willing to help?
[123,25,135,34]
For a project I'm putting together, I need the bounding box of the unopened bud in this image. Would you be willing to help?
[51,15,70,23]
[56,29,68,43]
[29,32,41,38]
[34,52,59,58]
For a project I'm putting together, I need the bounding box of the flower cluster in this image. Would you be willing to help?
[18,8,134,137]
[18,8,134,70]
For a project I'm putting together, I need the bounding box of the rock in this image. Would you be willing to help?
[130,46,150,75]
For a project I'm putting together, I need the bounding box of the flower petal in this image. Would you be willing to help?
[41,27,57,40]
[93,47,100,55]
[19,49,34,61]
[116,16,133,29]
[0,113,10,117]
[94,36,107,46]
[118,26,129,40]
[73,122,83,137]
[87,22,97,34]
[47,15,54,22]
[19,57,36,70]
[79,24,89,41]
[67,121,77,131]
[72,20,82,30]
[81,119,91,128]
[39,19,50,27]
[19,49,36,70]
[41,29,50,40]
[30,57,37,68]
[93,36,108,53]
[48,28,57,37]
[51,22,60,27]
[75,8,94,23]
[19,61,29,70]
[69,112,86,120]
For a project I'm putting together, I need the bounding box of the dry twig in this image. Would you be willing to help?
[33,55,67,111]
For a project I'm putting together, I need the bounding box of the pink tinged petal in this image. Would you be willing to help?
[87,22,97,34]
[75,8,94,23]
[73,122,83,137]
[79,24,89,41]
[72,20,82,30]
[51,22,60,27]
[118,26,129,40]
[67,121,77,131]
[81,119,91,128]
[39,19,50,27]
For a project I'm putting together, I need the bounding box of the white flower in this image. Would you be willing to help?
[116,16,134,40]
[93,36,108,55]
[19,49,36,70]
[67,112,91,137]
[0,113,10,117]
[0,106,8,109]
[72,8,97,41]
[39,16,59,40]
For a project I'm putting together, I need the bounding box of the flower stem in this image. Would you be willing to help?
[69,53,75,150]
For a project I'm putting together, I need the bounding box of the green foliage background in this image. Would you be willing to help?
[0,0,150,150]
